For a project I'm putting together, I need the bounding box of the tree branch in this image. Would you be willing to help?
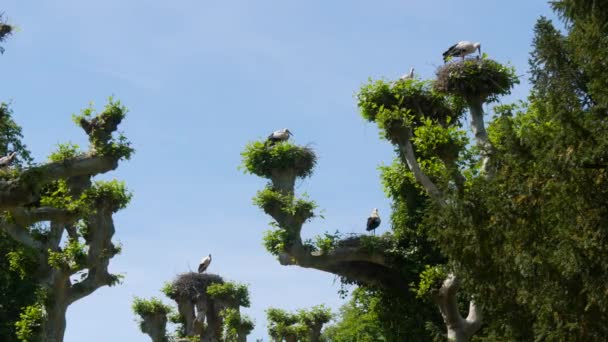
[467,99,493,174]
[0,218,43,249]
[397,130,446,205]
[67,206,117,304]
[0,154,118,209]
[10,207,77,226]
[433,273,482,341]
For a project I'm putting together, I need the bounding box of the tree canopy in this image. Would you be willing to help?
[242,1,608,340]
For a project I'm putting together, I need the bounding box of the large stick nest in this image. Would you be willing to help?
[166,272,224,301]
[434,58,518,102]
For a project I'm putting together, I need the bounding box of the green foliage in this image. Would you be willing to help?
[314,230,342,252]
[39,179,131,215]
[132,297,172,317]
[86,180,132,212]
[221,308,254,342]
[297,304,332,327]
[253,188,316,218]
[434,58,519,102]
[266,308,308,341]
[72,98,134,160]
[324,287,442,342]
[0,103,33,167]
[414,265,446,298]
[357,78,464,126]
[0,231,38,342]
[206,281,250,307]
[241,141,317,179]
[48,143,82,162]
[47,239,87,271]
[15,303,43,342]
[262,228,291,256]
[0,15,12,54]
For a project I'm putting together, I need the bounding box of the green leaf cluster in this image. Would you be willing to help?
[221,308,254,342]
[72,98,134,160]
[241,141,317,179]
[47,239,87,271]
[48,143,83,163]
[206,281,250,307]
[132,297,172,317]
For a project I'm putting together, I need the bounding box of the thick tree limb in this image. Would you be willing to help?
[397,136,446,205]
[0,218,43,249]
[10,207,77,226]
[67,206,117,304]
[433,274,482,341]
[0,154,118,209]
[467,99,493,174]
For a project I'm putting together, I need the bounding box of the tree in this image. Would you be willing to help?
[242,56,516,341]
[265,305,331,342]
[1,13,132,342]
[0,99,133,342]
[0,13,12,54]
[244,1,608,340]
[133,272,254,342]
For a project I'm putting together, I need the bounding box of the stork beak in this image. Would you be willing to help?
[478,46,482,56]
[287,130,293,136]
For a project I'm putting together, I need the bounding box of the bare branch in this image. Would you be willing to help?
[467,99,493,174]
[397,130,446,205]
[433,273,482,341]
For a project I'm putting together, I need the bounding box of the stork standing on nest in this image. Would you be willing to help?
[366,208,381,235]
[400,67,415,81]
[442,41,481,62]
[0,151,17,168]
[267,128,293,146]
[198,254,212,273]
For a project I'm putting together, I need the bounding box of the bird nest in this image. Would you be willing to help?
[165,272,224,301]
[357,79,464,139]
[434,58,518,102]
[241,141,317,180]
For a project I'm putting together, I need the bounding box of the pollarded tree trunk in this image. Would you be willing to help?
[200,301,223,342]
[236,329,247,342]
[41,301,68,342]
[176,299,197,336]
[308,323,323,342]
[139,312,168,342]
[285,334,297,342]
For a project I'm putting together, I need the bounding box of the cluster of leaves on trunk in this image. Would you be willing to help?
[266,305,332,342]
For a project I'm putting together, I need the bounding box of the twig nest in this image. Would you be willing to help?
[241,141,317,180]
[165,272,224,301]
[434,58,519,102]
[357,79,464,128]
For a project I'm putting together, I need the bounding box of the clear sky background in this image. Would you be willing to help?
[2,1,557,341]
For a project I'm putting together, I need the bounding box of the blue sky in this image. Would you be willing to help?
[2,1,557,340]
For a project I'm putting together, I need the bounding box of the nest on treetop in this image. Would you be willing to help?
[434,58,518,102]
[166,272,224,301]
[242,141,317,179]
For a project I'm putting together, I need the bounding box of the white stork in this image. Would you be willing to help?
[0,151,17,168]
[198,254,212,273]
[400,67,415,81]
[442,41,481,62]
[267,128,293,146]
[366,208,381,235]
